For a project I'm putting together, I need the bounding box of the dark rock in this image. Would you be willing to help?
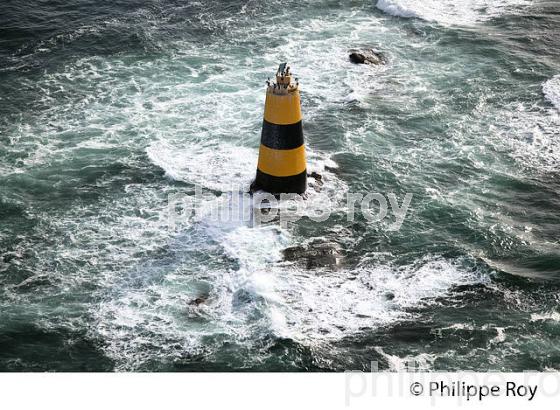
[308,171,323,181]
[349,52,366,64]
[282,245,307,261]
[349,49,387,65]
[384,292,395,301]
[188,296,208,306]
[308,171,324,192]
[282,240,343,269]
[3,253,16,263]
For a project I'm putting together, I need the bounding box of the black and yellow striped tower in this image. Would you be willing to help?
[250,63,307,194]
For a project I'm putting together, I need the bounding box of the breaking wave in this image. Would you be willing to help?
[543,75,560,110]
[376,0,532,26]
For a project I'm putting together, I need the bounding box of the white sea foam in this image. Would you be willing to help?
[262,257,486,342]
[376,0,532,26]
[146,141,257,192]
[374,347,436,371]
[484,325,507,344]
[492,101,560,172]
[93,241,486,370]
[376,0,420,19]
[146,138,349,217]
[531,311,560,322]
[543,75,560,110]
[90,148,483,368]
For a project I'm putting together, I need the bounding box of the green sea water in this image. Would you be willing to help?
[1,0,559,371]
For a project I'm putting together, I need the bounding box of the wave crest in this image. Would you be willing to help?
[376,0,531,26]
[543,75,560,110]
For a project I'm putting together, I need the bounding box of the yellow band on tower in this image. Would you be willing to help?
[263,92,302,125]
[257,144,306,177]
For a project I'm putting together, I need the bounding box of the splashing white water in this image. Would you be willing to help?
[531,311,560,322]
[543,75,560,110]
[374,347,436,371]
[265,257,487,341]
[146,141,257,192]
[376,0,532,26]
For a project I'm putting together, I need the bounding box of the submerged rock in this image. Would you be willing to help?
[307,171,324,192]
[308,171,323,182]
[384,292,395,301]
[282,240,343,269]
[188,295,208,306]
[349,49,387,65]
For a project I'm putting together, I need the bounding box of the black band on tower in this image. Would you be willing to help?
[251,169,307,195]
[260,120,304,150]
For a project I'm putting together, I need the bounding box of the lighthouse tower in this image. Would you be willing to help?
[250,63,307,194]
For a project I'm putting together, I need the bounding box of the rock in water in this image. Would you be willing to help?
[308,171,324,192]
[349,52,367,64]
[282,240,343,269]
[188,295,208,306]
[349,49,387,65]
[308,171,323,181]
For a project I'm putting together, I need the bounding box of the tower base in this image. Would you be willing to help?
[250,169,307,195]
